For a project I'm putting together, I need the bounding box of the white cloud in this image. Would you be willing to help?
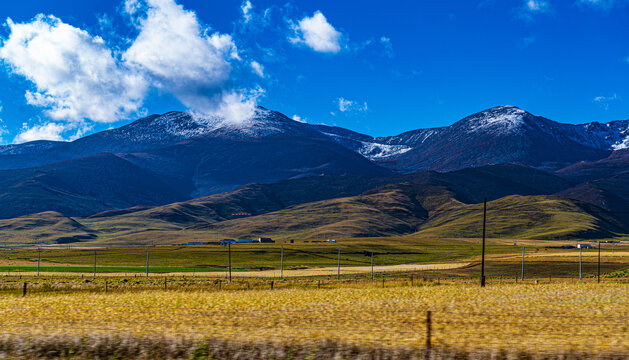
[519,0,552,19]
[337,97,368,113]
[250,60,265,77]
[525,0,551,12]
[1,0,264,141]
[576,0,624,9]
[123,0,243,116]
[13,122,68,143]
[0,15,148,123]
[292,114,306,123]
[594,94,619,110]
[380,36,394,57]
[289,11,342,53]
[241,1,253,22]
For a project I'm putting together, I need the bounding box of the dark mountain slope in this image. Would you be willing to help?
[376,106,611,172]
[0,153,185,218]
[395,164,574,203]
[556,149,629,183]
[0,108,391,198]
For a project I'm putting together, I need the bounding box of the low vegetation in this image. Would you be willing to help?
[0,281,627,359]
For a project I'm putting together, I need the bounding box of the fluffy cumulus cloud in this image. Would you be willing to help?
[0,15,147,123]
[290,11,342,53]
[338,97,368,113]
[13,122,68,143]
[0,0,264,142]
[123,0,253,123]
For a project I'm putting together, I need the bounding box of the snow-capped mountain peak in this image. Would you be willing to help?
[459,105,528,133]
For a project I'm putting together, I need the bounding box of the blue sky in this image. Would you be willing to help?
[0,0,627,143]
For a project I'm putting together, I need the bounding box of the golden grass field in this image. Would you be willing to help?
[0,280,628,359]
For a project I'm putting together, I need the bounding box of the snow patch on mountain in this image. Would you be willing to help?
[359,142,412,159]
[463,105,527,133]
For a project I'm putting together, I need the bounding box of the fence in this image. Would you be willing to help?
[0,242,627,282]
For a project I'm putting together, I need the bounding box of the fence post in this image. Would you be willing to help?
[271,280,274,290]
[22,282,27,297]
[105,280,108,293]
[337,245,341,281]
[37,248,40,277]
[521,245,525,281]
[164,277,167,290]
[579,247,582,280]
[597,242,601,283]
[371,252,374,281]
[280,245,284,281]
[426,310,432,360]
[93,250,97,278]
[480,198,487,287]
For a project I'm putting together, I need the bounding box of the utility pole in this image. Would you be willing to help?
[37,248,40,277]
[228,241,232,282]
[371,252,374,281]
[521,245,525,281]
[480,198,487,287]
[337,244,341,280]
[145,246,150,278]
[280,244,284,280]
[597,242,601,283]
[579,246,582,280]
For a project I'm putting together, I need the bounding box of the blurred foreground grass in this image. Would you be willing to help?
[0,281,627,359]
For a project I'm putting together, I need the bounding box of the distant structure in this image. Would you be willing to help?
[259,237,274,243]
[219,239,236,246]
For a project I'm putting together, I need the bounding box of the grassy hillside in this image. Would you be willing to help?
[201,183,458,239]
[0,212,96,247]
[415,195,628,239]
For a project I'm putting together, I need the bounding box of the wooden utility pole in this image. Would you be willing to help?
[228,241,232,282]
[480,198,487,287]
[145,247,150,277]
[37,248,40,277]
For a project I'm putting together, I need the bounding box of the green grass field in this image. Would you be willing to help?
[1,237,626,279]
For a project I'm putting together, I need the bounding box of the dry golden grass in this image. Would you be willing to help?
[1,281,627,358]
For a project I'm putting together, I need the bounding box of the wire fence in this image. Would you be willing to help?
[0,242,626,282]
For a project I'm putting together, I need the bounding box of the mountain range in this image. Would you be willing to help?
[1,104,629,245]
